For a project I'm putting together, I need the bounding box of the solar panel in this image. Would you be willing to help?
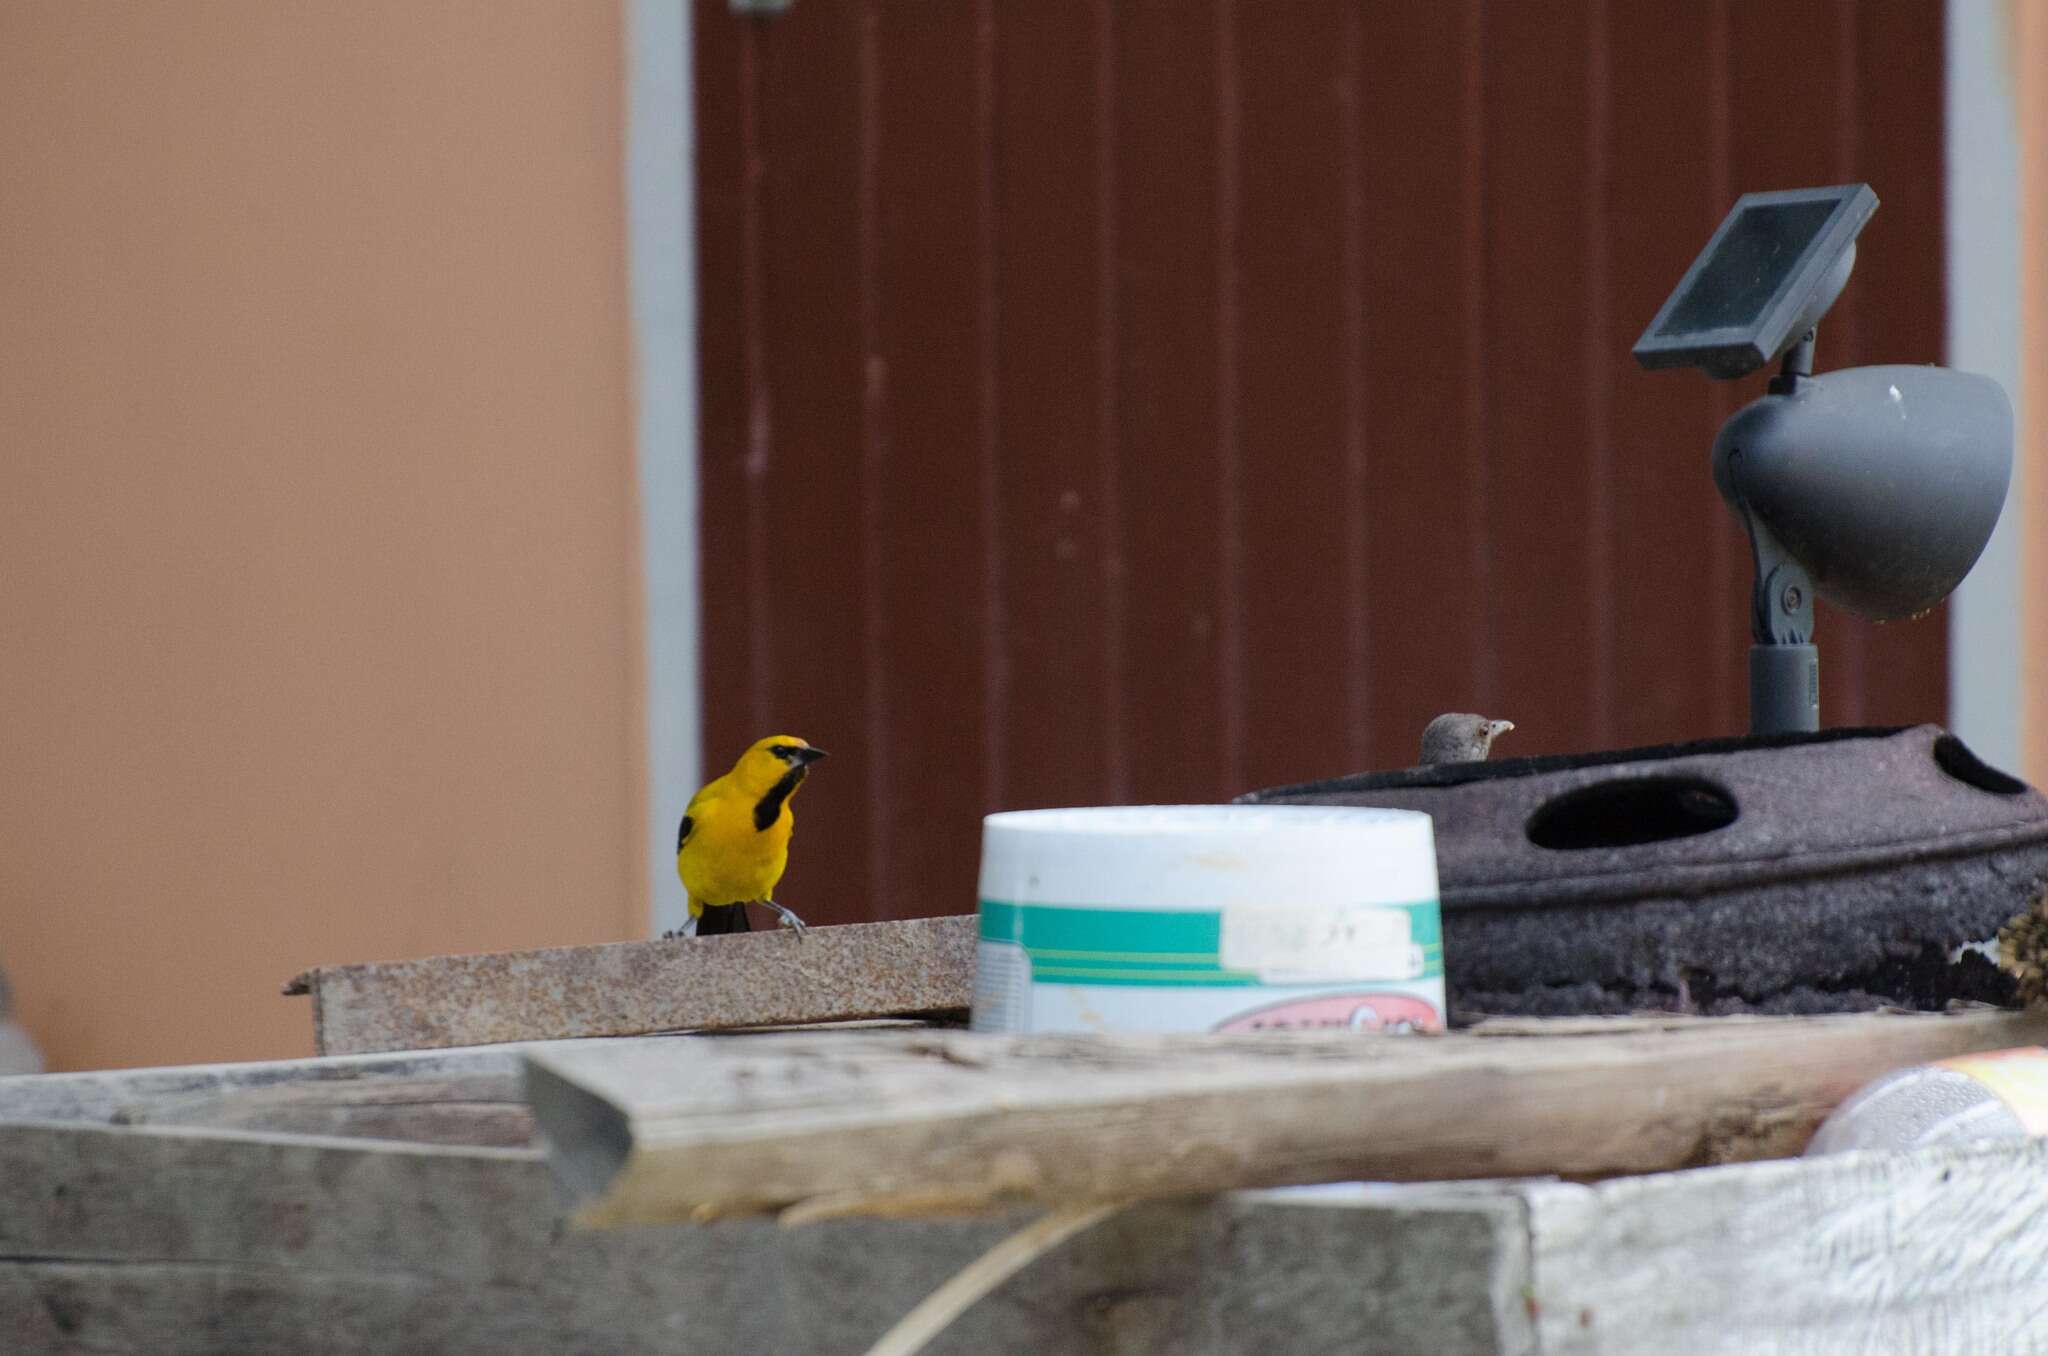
[1634,185,1877,379]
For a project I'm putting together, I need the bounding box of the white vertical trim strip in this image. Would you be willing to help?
[626,0,701,937]
[1946,0,2024,771]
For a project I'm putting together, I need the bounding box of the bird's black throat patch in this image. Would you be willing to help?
[753,765,807,832]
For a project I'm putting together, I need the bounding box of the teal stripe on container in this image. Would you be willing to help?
[979,898,1444,984]
[978,900,1222,958]
[1027,967,1262,988]
[1408,901,1442,956]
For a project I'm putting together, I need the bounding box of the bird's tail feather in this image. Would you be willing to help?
[696,904,752,936]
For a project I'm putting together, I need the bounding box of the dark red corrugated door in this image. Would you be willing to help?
[694,0,1947,925]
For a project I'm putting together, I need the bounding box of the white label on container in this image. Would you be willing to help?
[1218,903,1421,983]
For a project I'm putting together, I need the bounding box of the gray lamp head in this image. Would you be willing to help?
[1712,367,2011,621]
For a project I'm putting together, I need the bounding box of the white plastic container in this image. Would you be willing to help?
[971,804,1444,1035]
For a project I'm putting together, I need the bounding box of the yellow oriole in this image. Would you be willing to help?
[678,735,827,936]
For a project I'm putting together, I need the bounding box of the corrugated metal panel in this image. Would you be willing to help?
[693,0,1949,925]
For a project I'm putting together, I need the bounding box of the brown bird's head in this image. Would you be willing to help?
[732,734,828,796]
[1418,713,1514,766]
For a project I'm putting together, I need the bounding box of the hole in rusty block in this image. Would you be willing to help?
[1526,777,1738,851]
[1932,734,2028,796]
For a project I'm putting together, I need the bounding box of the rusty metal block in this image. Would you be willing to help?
[1244,724,2048,1016]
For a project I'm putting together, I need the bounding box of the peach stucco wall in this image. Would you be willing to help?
[0,3,644,1069]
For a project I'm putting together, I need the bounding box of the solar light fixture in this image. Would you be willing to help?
[1634,184,2012,736]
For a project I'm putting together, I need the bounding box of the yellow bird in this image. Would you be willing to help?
[677,735,827,937]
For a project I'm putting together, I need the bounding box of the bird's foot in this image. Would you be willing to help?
[758,900,808,939]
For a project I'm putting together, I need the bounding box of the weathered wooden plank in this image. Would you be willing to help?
[142,1075,536,1147]
[284,915,975,1055]
[522,1009,2048,1227]
[1524,1139,2048,1355]
[0,1120,1529,1355]
[0,1045,536,1147]
[0,1026,925,1147]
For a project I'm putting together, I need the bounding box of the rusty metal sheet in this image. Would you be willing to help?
[284,916,976,1056]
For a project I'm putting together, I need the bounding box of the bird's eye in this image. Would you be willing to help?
[769,744,797,760]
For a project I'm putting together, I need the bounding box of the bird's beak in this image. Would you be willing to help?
[796,746,829,764]
[1487,720,1515,737]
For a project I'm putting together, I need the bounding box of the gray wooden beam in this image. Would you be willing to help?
[282,915,975,1055]
[6,1115,2048,1353]
[0,1121,1531,1355]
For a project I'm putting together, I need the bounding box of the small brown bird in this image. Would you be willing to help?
[1419,713,1515,765]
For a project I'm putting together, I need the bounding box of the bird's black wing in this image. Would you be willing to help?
[676,814,694,852]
